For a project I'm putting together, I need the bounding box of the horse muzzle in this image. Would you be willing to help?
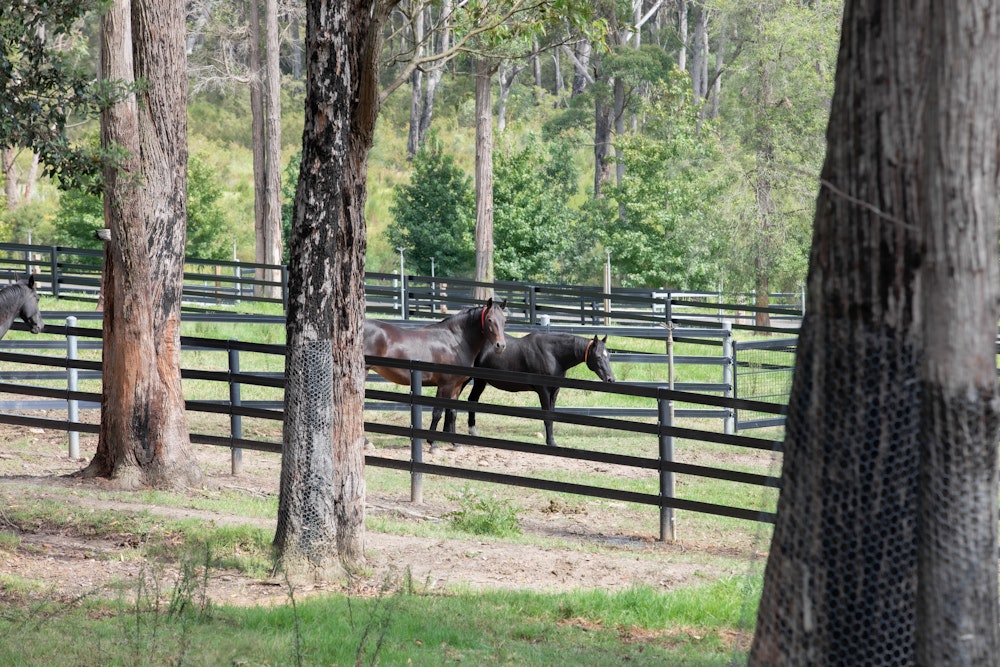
[494,340,507,353]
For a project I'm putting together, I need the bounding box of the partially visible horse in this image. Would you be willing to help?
[463,333,616,447]
[0,275,45,339]
[365,298,507,445]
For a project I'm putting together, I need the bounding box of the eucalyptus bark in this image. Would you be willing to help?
[83,0,200,490]
[916,3,1000,663]
[750,1,1000,664]
[263,0,283,295]
[275,0,391,576]
[472,58,496,300]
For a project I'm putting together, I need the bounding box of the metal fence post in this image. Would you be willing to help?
[281,265,289,312]
[228,341,243,476]
[722,321,735,435]
[49,246,59,298]
[410,366,423,503]
[658,392,676,542]
[66,316,79,459]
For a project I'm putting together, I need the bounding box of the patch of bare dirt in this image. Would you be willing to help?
[0,422,766,607]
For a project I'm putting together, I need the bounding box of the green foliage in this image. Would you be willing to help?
[280,150,300,263]
[185,154,233,260]
[447,486,523,537]
[0,1,125,193]
[591,71,727,289]
[51,153,235,259]
[493,136,579,282]
[387,137,475,276]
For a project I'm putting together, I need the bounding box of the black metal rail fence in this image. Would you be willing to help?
[0,314,785,540]
[0,242,804,331]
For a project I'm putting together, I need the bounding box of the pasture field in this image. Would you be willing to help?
[0,298,781,664]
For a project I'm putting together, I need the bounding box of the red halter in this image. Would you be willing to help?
[584,338,595,363]
[480,304,488,331]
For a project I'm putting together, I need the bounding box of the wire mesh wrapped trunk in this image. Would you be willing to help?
[274,0,387,575]
[83,0,200,490]
[750,2,1000,664]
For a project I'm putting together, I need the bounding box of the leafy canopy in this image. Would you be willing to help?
[0,0,118,192]
[388,137,475,277]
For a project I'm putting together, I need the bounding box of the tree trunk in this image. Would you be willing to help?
[417,1,451,150]
[263,0,283,297]
[751,1,1000,663]
[2,149,17,210]
[571,40,590,97]
[496,62,524,133]
[593,85,613,196]
[676,0,687,71]
[916,3,1000,663]
[82,0,200,490]
[275,0,386,577]
[406,8,424,158]
[249,0,267,291]
[472,58,496,301]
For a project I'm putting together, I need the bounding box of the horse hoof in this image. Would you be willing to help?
[468,427,478,437]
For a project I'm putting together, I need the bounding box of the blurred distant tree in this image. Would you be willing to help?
[387,137,474,277]
[493,137,576,283]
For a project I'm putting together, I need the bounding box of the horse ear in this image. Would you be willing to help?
[601,335,607,343]
[499,299,507,309]
[485,297,494,308]
[27,274,35,289]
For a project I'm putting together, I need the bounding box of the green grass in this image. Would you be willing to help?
[0,574,759,666]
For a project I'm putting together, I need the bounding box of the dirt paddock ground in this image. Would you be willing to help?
[0,418,772,607]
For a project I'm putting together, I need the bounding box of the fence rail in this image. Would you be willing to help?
[0,318,784,538]
[0,242,804,331]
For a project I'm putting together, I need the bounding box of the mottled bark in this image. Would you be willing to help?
[916,3,1000,663]
[275,0,388,576]
[751,1,1000,664]
[83,0,200,490]
[472,58,496,301]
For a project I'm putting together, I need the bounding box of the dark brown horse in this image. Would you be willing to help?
[365,298,507,443]
[463,333,615,447]
[0,275,44,338]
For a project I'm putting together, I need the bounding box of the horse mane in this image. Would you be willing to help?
[0,282,29,310]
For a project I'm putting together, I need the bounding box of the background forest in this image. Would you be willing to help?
[0,0,842,295]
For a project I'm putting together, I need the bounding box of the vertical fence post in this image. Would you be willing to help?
[528,285,537,325]
[49,246,59,298]
[658,392,676,543]
[722,321,735,435]
[409,366,423,503]
[281,265,289,312]
[66,316,79,460]
[228,341,243,476]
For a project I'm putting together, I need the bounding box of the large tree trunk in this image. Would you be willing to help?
[406,8,424,158]
[472,58,496,301]
[275,0,385,577]
[82,0,200,490]
[262,0,283,297]
[249,0,267,286]
[916,3,1000,663]
[750,1,1000,663]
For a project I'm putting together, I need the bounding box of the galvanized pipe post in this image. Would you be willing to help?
[410,367,424,503]
[228,342,243,475]
[66,317,79,460]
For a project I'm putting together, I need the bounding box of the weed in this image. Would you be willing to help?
[447,486,523,538]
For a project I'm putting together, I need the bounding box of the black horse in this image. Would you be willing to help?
[365,298,507,443]
[0,275,44,338]
[458,332,616,447]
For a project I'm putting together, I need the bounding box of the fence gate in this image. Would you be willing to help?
[733,337,797,430]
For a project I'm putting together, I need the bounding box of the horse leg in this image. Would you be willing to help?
[538,387,560,447]
[466,379,487,437]
[427,405,444,448]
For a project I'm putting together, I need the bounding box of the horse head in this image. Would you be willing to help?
[19,274,44,334]
[585,335,615,383]
[481,297,507,354]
